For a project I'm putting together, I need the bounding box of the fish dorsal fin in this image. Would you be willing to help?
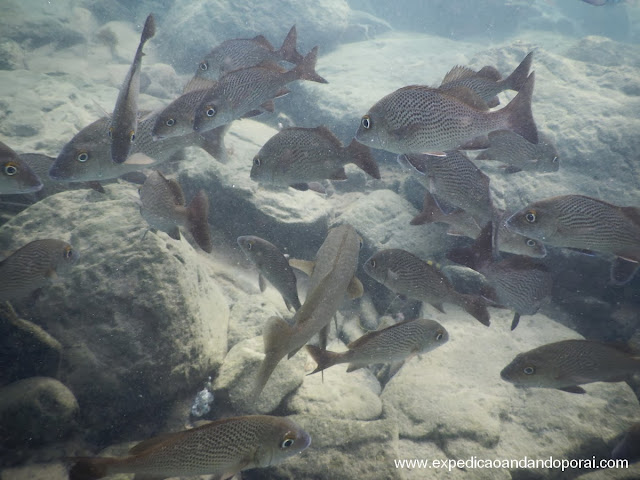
[255,60,288,74]
[440,86,489,111]
[313,126,344,151]
[441,65,477,84]
[620,206,640,227]
[165,178,186,206]
[252,34,275,51]
[477,65,502,81]
[129,431,186,455]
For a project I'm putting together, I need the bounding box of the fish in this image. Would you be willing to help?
[185,25,304,90]
[612,423,640,463]
[68,414,311,480]
[398,151,495,226]
[504,194,640,284]
[355,72,537,155]
[249,126,379,191]
[50,114,229,183]
[500,339,640,393]
[363,249,490,326]
[191,47,328,135]
[411,191,547,258]
[139,171,212,253]
[475,130,559,174]
[581,0,624,5]
[253,224,362,400]
[237,235,301,311]
[0,239,78,302]
[0,141,43,194]
[305,317,448,374]
[447,223,552,330]
[438,51,533,108]
[109,14,156,164]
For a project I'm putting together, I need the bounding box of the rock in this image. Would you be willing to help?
[0,462,68,480]
[381,307,640,479]
[576,464,640,480]
[0,184,229,441]
[0,377,78,447]
[0,40,24,70]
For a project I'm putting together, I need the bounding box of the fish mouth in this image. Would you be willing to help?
[21,182,44,193]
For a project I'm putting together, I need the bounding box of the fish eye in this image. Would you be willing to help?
[435,330,444,341]
[369,259,376,269]
[199,61,208,71]
[247,241,253,250]
[525,210,536,223]
[253,157,261,167]
[77,152,89,163]
[130,131,136,142]
[361,115,372,129]
[166,118,175,127]
[523,366,535,375]
[281,435,296,449]
[359,238,363,249]
[3,162,18,176]
[205,106,216,117]
[63,246,74,259]
[108,128,113,138]
[552,156,559,163]
[526,238,537,247]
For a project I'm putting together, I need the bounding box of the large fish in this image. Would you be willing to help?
[109,14,156,164]
[0,141,43,194]
[438,51,533,108]
[250,126,379,191]
[50,114,228,183]
[185,25,304,90]
[447,223,552,330]
[237,235,301,311]
[612,423,640,463]
[355,72,537,155]
[0,239,78,302]
[139,171,212,253]
[306,317,448,374]
[411,191,547,258]
[364,249,490,326]
[500,339,640,394]
[253,224,362,400]
[475,130,559,174]
[191,47,328,134]
[68,415,311,480]
[505,194,640,284]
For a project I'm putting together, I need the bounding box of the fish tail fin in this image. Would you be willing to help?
[501,72,538,144]
[411,191,444,225]
[294,46,328,84]
[252,316,293,401]
[187,190,213,253]
[140,14,156,44]
[305,345,342,374]
[68,457,116,480]
[460,294,491,327]
[279,25,304,65]
[345,139,380,179]
[197,124,230,163]
[504,51,533,91]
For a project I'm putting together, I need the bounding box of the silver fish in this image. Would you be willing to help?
[306,317,448,374]
[0,141,43,194]
[109,14,156,164]
[237,235,301,311]
[250,126,379,191]
[69,415,311,480]
[475,130,559,173]
[185,25,304,89]
[500,339,640,393]
[139,171,212,253]
[355,72,537,155]
[0,239,78,302]
[438,52,533,108]
[364,249,490,326]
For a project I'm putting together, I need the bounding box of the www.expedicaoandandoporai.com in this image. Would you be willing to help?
[394,456,629,472]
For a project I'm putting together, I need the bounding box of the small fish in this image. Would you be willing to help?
[237,235,301,311]
[50,114,228,183]
[500,339,640,393]
[191,47,328,135]
[505,195,640,284]
[612,423,640,463]
[411,191,547,258]
[447,223,552,330]
[185,25,304,89]
[250,126,379,191]
[363,249,490,326]
[439,52,533,108]
[355,72,537,155]
[0,141,43,194]
[306,317,448,374]
[475,130,559,174]
[253,224,362,400]
[68,415,311,480]
[139,171,212,253]
[109,14,156,164]
[0,239,78,302]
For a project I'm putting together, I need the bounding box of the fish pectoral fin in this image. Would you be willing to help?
[123,153,155,165]
[610,257,640,285]
[557,386,586,394]
[86,181,106,193]
[346,363,363,373]
[241,109,264,118]
[132,474,167,480]
[386,269,400,283]
[329,168,348,180]
[429,302,446,314]
[502,165,522,174]
[510,312,521,331]
[290,183,310,191]
[287,345,303,359]
[45,269,60,282]
[168,227,181,241]
[566,247,597,257]
[129,431,185,455]
[260,100,276,112]
[258,273,267,293]
[388,123,422,141]
[347,276,364,299]
[288,258,315,277]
